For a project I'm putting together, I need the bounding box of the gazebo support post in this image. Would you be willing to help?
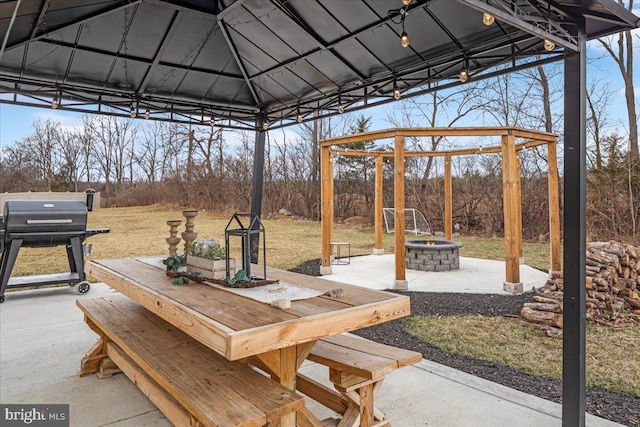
[444,154,453,240]
[515,152,524,264]
[320,145,334,275]
[374,155,384,255]
[547,140,561,274]
[394,135,407,289]
[562,29,587,427]
[501,133,522,293]
[249,112,267,265]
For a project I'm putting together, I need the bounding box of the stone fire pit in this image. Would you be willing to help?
[405,240,463,272]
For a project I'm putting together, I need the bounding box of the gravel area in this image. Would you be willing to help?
[290,259,640,427]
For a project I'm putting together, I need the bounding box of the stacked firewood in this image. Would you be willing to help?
[521,241,640,338]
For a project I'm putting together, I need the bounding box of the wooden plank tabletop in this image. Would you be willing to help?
[87,256,410,360]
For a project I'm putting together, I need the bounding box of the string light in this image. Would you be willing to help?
[296,105,303,123]
[262,121,269,130]
[459,68,468,83]
[459,55,469,83]
[51,93,59,109]
[144,108,150,119]
[482,13,494,26]
[393,79,401,100]
[338,94,344,114]
[400,31,409,48]
[210,116,216,127]
[130,103,136,118]
[544,39,555,51]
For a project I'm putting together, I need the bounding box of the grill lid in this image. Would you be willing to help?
[4,200,88,238]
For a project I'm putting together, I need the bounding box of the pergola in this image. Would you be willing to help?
[1,1,638,425]
[319,126,561,292]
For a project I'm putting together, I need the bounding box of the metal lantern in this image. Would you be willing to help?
[224,213,266,280]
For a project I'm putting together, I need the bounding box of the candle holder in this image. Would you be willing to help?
[166,220,183,255]
[181,209,198,256]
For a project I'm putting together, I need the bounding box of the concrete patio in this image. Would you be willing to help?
[0,273,624,427]
[319,253,549,294]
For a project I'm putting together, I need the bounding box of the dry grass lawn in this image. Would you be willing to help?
[406,315,640,397]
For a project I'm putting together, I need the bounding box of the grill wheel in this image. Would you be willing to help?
[74,281,91,294]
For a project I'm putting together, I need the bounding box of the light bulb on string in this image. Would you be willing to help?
[262,121,269,131]
[459,55,470,83]
[337,93,344,114]
[296,105,303,123]
[482,13,494,26]
[459,68,468,83]
[130,103,136,118]
[400,31,409,48]
[210,116,216,127]
[544,39,555,51]
[51,93,59,109]
[144,108,150,119]
[393,82,401,100]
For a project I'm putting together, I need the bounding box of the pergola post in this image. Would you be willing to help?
[320,145,334,275]
[515,151,524,263]
[444,154,453,240]
[562,29,587,427]
[394,135,407,290]
[501,133,522,293]
[547,140,561,274]
[374,155,384,255]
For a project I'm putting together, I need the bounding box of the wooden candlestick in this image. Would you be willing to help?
[181,209,198,256]
[166,220,183,255]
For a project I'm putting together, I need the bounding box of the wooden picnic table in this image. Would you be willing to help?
[86,256,411,427]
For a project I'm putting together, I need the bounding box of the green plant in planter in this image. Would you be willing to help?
[190,240,226,260]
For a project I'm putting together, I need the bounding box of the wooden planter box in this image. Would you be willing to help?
[186,256,235,279]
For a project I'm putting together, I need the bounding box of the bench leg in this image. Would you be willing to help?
[79,317,109,377]
[79,337,106,377]
[335,379,388,427]
[96,357,122,379]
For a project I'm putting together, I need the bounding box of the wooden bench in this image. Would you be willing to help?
[297,334,422,427]
[77,295,304,427]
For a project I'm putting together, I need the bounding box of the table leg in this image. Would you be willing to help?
[280,346,297,427]
[254,342,318,427]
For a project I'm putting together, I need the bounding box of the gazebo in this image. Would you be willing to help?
[319,126,560,293]
[1,1,638,425]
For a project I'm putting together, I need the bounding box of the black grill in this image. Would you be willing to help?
[0,191,109,303]
[4,200,88,246]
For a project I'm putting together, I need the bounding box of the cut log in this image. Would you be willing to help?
[521,307,563,328]
[523,302,562,313]
[533,295,563,305]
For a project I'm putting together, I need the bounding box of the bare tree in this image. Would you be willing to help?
[586,78,614,170]
[58,128,86,191]
[387,84,488,179]
[598,0,637,158]
[26,118,61,191]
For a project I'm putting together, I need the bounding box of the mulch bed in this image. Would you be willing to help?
[290,259,640,427]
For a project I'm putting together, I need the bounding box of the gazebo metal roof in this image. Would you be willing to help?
[1,0,638,129]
